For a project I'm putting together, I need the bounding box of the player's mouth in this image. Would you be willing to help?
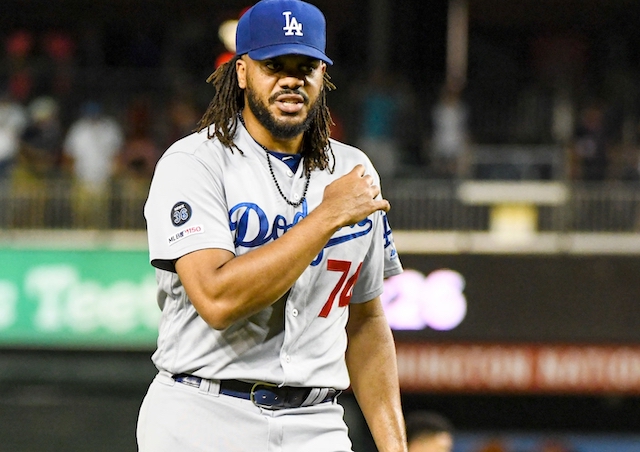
[274,97,305,114]
[272,93,307,114]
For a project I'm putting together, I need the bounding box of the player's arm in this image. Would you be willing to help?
[346,297,407,452]
[175,165,390,330]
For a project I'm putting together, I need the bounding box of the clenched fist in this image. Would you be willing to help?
[317,165,391,230]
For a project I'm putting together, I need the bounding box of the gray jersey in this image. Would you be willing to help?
[144,122,402,389]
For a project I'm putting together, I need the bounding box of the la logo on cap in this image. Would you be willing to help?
[235,0,333,65]
[283,11,303,36]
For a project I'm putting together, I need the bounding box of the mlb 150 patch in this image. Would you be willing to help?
[168,225,204,245]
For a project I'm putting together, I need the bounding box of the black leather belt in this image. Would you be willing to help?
[172,374,341,410]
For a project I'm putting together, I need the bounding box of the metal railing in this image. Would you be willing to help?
[384,179,640,233]
[2,178,640,233]
[0,179,149,231]
[468,145,566,180]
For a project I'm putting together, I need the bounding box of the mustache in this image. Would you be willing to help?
[269,89,309,104]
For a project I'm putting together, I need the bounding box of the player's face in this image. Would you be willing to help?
[237,54,326,139]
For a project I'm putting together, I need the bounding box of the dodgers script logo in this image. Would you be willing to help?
[283,11,303,36]
[228,199,372,266]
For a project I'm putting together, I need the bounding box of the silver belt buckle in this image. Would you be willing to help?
[250,381,282,410]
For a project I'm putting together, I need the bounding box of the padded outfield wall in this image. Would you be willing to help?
[2,231,640,451]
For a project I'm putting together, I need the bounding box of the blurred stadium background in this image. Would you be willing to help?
[2,0,640,451]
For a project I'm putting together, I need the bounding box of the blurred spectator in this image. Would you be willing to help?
[17,96,63,179]
[117,96,160,191]
[619,117,640,182]
[0,91,28,180]
[405,410,454,452]
[426,79,470,179]
[353,67,410,180]
[162,97,200,149]
[63,101,124,228]
[10,96,63,227]
[40,31,78,123]
[2,30,37,103]
[118,134,158,183]
[116,137,159,229]
[570,100,610,181]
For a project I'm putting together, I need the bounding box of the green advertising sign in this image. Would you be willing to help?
[0,248,160,349]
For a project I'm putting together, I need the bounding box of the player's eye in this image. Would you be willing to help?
[300,65,314,75]
[263,60,281,72]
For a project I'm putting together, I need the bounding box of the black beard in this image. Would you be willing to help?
[246,88,319,140]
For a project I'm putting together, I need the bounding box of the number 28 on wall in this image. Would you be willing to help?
[318,259,363,318]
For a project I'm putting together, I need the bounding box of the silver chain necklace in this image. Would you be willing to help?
[239,115,310,208]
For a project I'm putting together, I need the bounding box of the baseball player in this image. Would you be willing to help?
[137,1,406,451]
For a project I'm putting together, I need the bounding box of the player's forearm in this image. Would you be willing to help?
[210,164,387,326]
[346,301,407,452]
[183,208,342,329]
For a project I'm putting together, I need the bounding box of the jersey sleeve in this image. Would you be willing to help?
[349,209,403,305]
[381,211,403,279]
[341,155,403,304]
[144,151,235,272]
[342,152,403,303]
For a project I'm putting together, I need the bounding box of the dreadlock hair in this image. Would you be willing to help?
[196,55,337,174]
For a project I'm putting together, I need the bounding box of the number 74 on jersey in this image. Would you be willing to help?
[318,259,363,318]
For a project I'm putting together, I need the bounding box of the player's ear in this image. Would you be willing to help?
[236,57,247,89]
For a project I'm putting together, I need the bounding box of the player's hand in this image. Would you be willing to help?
[319,164,390,229]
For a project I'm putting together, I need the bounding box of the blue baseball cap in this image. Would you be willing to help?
[236,0,333,65]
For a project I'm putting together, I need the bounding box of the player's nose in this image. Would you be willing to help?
[278,74,305,90]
